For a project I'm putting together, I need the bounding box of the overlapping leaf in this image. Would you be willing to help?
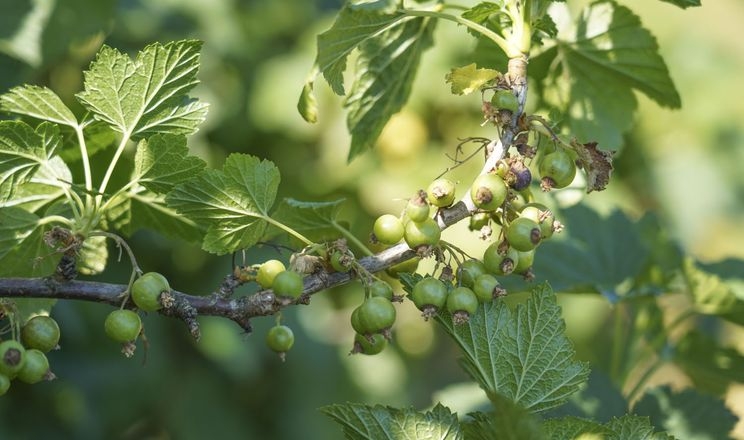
[133,133,206,194]
[462,396,545,440]
[438,284,589,412]
[634,386,738,440]
[166,154,279,254]
[344,13,435,160]
[76,40,208,138]
[301,5,435,160]
[445,64,500,96]
[0,207,40,259]
[543,415,676,440]
[503,205,649,299]
[535,1,680,149]
[0,120,54,200]
[321,403,461,440]
[127,191,204,243]
[271,198,345,243]
[0,85,77,126]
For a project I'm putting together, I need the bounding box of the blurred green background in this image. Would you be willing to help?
[1,0,743,438]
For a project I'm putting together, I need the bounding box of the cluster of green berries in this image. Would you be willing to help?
[348,280,397,355]
[102,271,172,353]
[0,315,59,395]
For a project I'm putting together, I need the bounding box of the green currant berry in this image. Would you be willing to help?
[256,259,286,289]
[520,203,556,239]
[131,272,169,312]
[0,340,26,376]
[350,307,363,334]
[104,310,142,343]
[404,218,441,249]
[457,260,487,288]
[357,297,396,334]
[330,251,352,273]
[506,217,542,251]
[373,214,404,245]
[0,374,9,396]
[539,150,576,189]
[446,286,479,324]
[386,257,420,278]
[405,194,430,223]
[21,315,60,353]
[272,271,304,300]
[514,250,535,274]
[426,178,456,208]
[410,277,448,318]
[473,274,504,302]
[483,243,520,275]
[491,89,519,112]
[469,212,491,231]
[470,173,507,211]
[369,280,394,301]
[266,325,294,353]
[352,333,387,355]
[16,349,50,384]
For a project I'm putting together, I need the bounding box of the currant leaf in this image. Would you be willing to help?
[304,5,435,160]
[0,85,77,126]
[536,1,680,149]
[271,198,345,243]
[166,153,280,254]
[76,40,208,138]
[438,283,589,412]
[133,133,206,194]
[321,403,462,440]
[634,386,738,440]
[445,63,501,96]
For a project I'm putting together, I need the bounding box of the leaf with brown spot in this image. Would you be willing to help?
[571,140,613,193]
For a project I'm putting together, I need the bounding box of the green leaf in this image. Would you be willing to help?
[604,415,676,440]
[445,63,500,96]
[658,0,701,8]
[0,85,77,126]
[504,205,649,300]
[544,370,628,423]
[544,415,676,440]
[545,1,680,149]
[320,402,462,440]
[58,120,117,163]
[438,283,590,412]
[7,155,73,213]
[462,3,508,35]
[673,330,744,396]
[166,154,280,254]
[0,209,59,335]
[315,6,406,96]
[462,396,546,440]
[306,5,436,159]
[0,216,57,279]
[0,207,40,259]
[682,258,738,316]
[0,120,49,200]
[127,191,204,243]
[271,198,345,243]
[543,416,610,440]
[133,133,206,194]
[344,12,435,160]
[76,40,208,138]
[634,386,738,440]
